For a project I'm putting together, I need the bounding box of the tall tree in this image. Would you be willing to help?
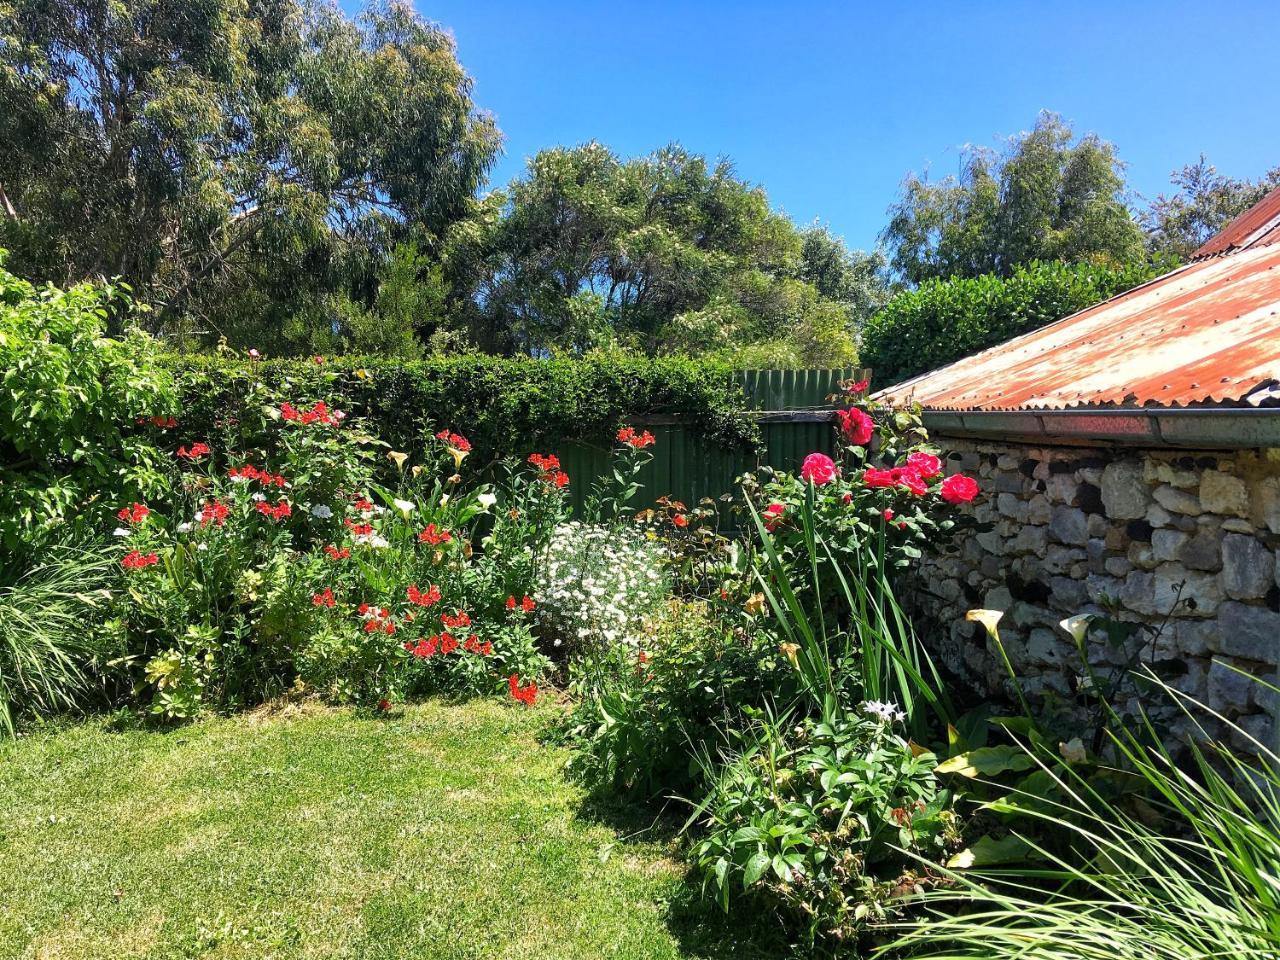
[0,0,500,344]
[881,112,1145,286]
[1142,156,1280,261]
[447,142,879,363]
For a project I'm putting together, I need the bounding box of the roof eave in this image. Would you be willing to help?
[922,407,1280,450]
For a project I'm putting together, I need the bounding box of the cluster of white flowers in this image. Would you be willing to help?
[533,522,667,649]
[861,700,906,724]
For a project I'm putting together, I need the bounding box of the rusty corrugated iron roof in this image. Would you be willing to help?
[877,191,1280,414]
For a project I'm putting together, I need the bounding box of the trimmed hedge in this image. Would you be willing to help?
[862,259,1167,385]
[163,353,760,460]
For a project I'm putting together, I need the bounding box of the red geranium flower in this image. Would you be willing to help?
[117,502,151,525]
[800,452,838,486]
[435,429,471,451]
[323,544,350,560]
[835,408,875,446]
[521,595,535,613]
[200,499,230,527]
[177,442,211,460]
[940,474,980,504]
[506,595,517,611]
[508,674,538,706]
[312,587,336,608]
[617,426,656,449]
[847,378,870,395]
[255,499,292,521]
[672,513,689,528]
[418,523,452,545]
[882,508,895,521]
[407,583,442,608]
[762,502,786,532]
[442,610,471,629]
[120,550,159,570]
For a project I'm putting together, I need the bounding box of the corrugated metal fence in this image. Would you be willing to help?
[556,367,863,514]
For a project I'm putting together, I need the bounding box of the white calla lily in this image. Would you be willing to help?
[1060,614,1092,646]
[965,608,1004,638]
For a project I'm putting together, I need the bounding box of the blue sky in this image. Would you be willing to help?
[352,1,1280,252]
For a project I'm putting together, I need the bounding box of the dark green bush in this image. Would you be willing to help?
[163,352,759,460]
[862,259,1167,385]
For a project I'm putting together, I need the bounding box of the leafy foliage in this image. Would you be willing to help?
[442,142,880,362]
[1142,154,1280,260]
[0,546,117,733]
[694,711,958,942]
[0,256,175,553]
[562,599,791,799]
[881,112,1147,286]
[0,0,499,347]
[862,258,1163,384]
[886,676,1280,960]
[163,351,760,459]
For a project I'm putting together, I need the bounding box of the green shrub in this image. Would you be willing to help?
[162,350,759,463]
[562,599,791,799]
[862,259,1165,385]
[694,710,959,943]
[0,254,176,553]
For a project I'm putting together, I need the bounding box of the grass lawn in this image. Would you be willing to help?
[0,700,794,960]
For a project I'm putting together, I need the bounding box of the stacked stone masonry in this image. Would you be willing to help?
[915,439,1280,749]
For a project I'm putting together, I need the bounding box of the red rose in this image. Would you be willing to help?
[940,474,979,504]
[800,452,838,486]
[906,451,943,479]
[836,408,875,446]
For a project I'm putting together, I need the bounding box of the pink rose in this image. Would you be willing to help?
[800,452,839,486]
[836,408,875,446]
[906,451,942,479]
[940,474,979,504]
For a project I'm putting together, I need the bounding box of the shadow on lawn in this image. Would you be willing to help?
[573,790,799,960]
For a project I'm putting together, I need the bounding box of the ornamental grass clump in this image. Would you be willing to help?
[882,673,1280,960]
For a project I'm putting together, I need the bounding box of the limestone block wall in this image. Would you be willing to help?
[914,438,1280,747]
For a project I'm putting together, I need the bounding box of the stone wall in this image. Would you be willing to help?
[915,438,1280,748]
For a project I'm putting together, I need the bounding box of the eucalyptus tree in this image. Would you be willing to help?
[0,0,500,344]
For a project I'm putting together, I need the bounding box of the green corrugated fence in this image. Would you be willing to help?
[555,367,865,515]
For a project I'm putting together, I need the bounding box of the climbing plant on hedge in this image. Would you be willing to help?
[163,352,759,463]
[861,259,1167,385]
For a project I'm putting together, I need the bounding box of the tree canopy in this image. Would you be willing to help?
[1142,155,1280,261]
[0,0,499,344]
[881,112,1146,286]
[441,142,883,364]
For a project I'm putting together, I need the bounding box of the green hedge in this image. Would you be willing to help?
[862,259,1167,385]
[163,353,760,460]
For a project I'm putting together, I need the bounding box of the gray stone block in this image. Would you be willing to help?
[1050,505,1089,545]
[1217,602,1280,662]
[1154,484,1202,516]
[1221,533,1276,600]
[1101,461,1149,519]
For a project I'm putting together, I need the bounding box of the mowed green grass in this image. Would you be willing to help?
[0,700,793,960]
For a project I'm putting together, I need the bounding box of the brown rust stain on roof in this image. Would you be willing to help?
[878,191,1280,413]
